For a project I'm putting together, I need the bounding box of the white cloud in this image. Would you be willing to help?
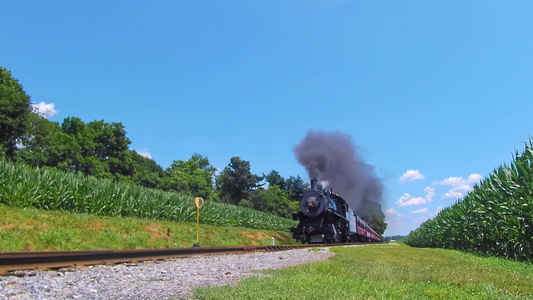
[424,186,435,202]
[435,173,483,200]
[136,149,152,159]
[384,208,396,215]
[399,170,425,183]
[32,102,58,118]
[396,193,410,206]
[442,185,474,199]
[434,173,482,187]
[396,193,427,207]
[396,186,434,207]
[467,173,483,183]
[434,176,464,186]
[412,208,428,214]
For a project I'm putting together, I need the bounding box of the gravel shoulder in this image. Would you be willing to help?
[0,247,337,300]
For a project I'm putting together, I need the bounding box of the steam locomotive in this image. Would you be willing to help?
[291,179,381,244]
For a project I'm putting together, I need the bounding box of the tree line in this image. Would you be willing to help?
[0,66,386,234]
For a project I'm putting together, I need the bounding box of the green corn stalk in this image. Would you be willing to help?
[0,160,297,232]
[406,138,533,261]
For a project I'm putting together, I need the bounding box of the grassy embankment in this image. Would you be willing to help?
[0,159,298,250]
[0,204,296,251]
[192,244,533,300]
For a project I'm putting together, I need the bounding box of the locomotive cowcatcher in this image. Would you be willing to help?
[290,179,381,244]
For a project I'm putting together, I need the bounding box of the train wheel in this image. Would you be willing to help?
[340,234,348,243]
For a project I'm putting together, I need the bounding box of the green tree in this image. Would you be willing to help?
[285,175,308,202]
[108,151,135,180]
[79,155,112,179]
[47,131,84,173]
[21,116,134,180]
[87,120,130,160]
[18,114,165,186]
[264,170,286,190]
[0,67,32,158]
[359,200,387,235]
[250,186,295,218]
[164,154,216,199]
[58,117,133,179]
[56,117,89,172]
[216,157,261,205]
[367,214,387,236]
[130,151,166,189]
[17,113,61,166]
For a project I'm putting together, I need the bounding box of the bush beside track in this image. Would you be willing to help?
[406,139,533,261]
[0,160,297,232]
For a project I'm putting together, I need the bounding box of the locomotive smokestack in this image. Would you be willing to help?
[311,179,318,190]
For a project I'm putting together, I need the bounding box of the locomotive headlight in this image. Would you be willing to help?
[306,196,319,208]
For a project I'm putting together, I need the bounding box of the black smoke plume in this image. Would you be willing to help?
[293,130,383,214]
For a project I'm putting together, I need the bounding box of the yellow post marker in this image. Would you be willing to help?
[193,197,204,247]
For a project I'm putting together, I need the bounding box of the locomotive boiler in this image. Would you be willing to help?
[290,179,381,244]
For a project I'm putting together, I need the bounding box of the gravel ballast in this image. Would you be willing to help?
[0,247,336,300]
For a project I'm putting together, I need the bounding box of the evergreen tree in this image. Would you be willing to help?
[216,157,261,205]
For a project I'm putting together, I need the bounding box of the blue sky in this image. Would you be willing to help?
[3,1,533,236]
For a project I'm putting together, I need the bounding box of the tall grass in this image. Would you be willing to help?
[406,139,533,261]
[0,160,296,231]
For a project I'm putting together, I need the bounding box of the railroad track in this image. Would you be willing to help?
[1,243,358,276]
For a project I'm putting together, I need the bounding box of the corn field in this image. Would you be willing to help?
[406,139,533,261]
[0,160,297,231]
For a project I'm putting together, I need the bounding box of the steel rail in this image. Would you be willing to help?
[1,243,365,276]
